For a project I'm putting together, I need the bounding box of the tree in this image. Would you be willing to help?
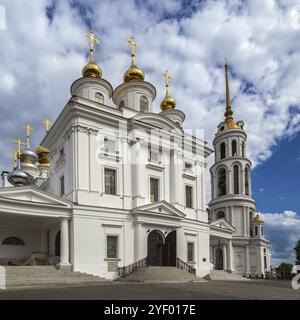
[294,239,300,265]
[276,262,293,274]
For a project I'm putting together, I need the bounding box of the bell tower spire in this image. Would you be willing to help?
[224,59,238,129]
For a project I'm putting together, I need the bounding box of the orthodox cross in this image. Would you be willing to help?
[162,70,172,96]
[12,139,26,160]
[127,36,137,65]
[24,124,33,148]
[85,32,100,62]
[43,119,52,133]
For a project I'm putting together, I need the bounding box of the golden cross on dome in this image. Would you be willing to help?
[127,36,138,65]
[43,119,52,133]
[85,32,100,63]
[12,139,26,160]
[24,124,33,148]
[162,70,172,96]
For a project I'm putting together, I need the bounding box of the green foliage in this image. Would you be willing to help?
[294,239,300,265]
[276,262,293,274]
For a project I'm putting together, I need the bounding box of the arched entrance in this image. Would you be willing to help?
[55,231,60,256]
[147,230,176,266]
[215,247,223,270]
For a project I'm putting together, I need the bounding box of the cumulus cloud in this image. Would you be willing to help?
[260,211,300,266]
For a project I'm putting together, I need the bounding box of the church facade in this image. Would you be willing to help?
[0,33,270,280]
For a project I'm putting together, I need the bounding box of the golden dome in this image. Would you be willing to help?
[123,64,144,82]
[160,96,176,110]
[82,62,102,78]
[35,146,50,168]
[254,214,264,223]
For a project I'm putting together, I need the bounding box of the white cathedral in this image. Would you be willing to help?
[0,33,270,280]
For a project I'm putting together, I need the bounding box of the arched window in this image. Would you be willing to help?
[95,92,104,104]
[217,211,225,219]
[218,168,227,196]
[233,165,239,194]
[245,167,249,195]
[241,141,245,157]
[118,100,125,109]
[232,140,237,156]
[140,95,149,112]
[220,142,226,160]
[2,237,25,245]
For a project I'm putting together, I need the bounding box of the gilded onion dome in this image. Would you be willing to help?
[224,59,239,129]
[123,36,145,82]
[160,70,176,110]
[82,32,102,78]
[254,214,264,223]
[35,146,50,168]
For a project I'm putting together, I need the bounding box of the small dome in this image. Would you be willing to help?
[35,146,50,168]
[7,168,33,186]
[160,96,176,110]
[254,214,264,223]
[20,148,38,164]
[123,65,144,82]
[82,62,102,78]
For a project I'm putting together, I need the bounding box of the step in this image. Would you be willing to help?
[205,270,249,281]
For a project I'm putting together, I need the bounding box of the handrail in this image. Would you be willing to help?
[176,257,196,275]
[118,256,148,278]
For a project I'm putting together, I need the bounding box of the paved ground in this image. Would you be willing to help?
[0,280,299,300]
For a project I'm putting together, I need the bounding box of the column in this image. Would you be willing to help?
[241,169,245,194]
[230,206,234,225]
[227,239,234,271]
[243,207,247,236]
[222,243,227,270]
[59,217,71,268]
[176,228,186,261]
[228,170,233,194]
[245,245,250,275]
[132,139,145,207]
[134,223,144,261]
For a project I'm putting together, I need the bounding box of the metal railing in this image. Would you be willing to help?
[176,258,196,275]
[118,256,148,278]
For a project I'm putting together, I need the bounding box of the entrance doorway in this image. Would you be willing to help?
[215,247,223,270]
[147,230,176,266]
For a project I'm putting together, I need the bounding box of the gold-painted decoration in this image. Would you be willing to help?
[254,214,264,223]
[123,36,145,82]
[12,139,26,160]
[24,124,33,148]
[224,59,239,129]
[43,119,53,133]
[82,32,102,78]
[160,70,176,110]
[35,146,50,168]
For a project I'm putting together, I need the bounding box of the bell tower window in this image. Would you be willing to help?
[218,168,227,196]
[232,140,237,156]
[220,142,226,160]
[245,167,249,195]
[140,95,149,112]
[233,165,239,194]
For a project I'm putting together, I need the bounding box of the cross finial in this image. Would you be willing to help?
[162,70,173,96]
[12,139,26,161]
[24,124,33,148]
[127,36,138,65]
[43,119,52,133]
[84,32,100,63]
[12,150,17,169]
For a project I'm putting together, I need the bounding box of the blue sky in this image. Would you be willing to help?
[0,0,300,266]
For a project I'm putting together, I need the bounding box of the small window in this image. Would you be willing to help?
[233,165,239,194]
[242,141,245,157]
[148,143,161,164]
[185,185,193,208]
[140,95,149,112]
[264,255,267,269]
[232,140,237,156]
[218,168,226,196]
[2,237,25,245]
[150,177,159,202]
[187,242,194,262]
[104,168,117,195]
[107,236,118,258]
[261,226,264,236]
[119,100,125,108]
[220,142,226,159]
[59,147,64,159]
[217,211,225,219]
[95,92,104,104]
[245,167,249,195]
[255,226,258,236]
[60,176,65,196]
[185,162,193,172]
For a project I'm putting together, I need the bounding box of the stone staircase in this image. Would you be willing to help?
[3,266,109,289]
[205,270,249,281]
[118,266,205,283]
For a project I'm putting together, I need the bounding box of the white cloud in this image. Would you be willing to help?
[260,211,300,266]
